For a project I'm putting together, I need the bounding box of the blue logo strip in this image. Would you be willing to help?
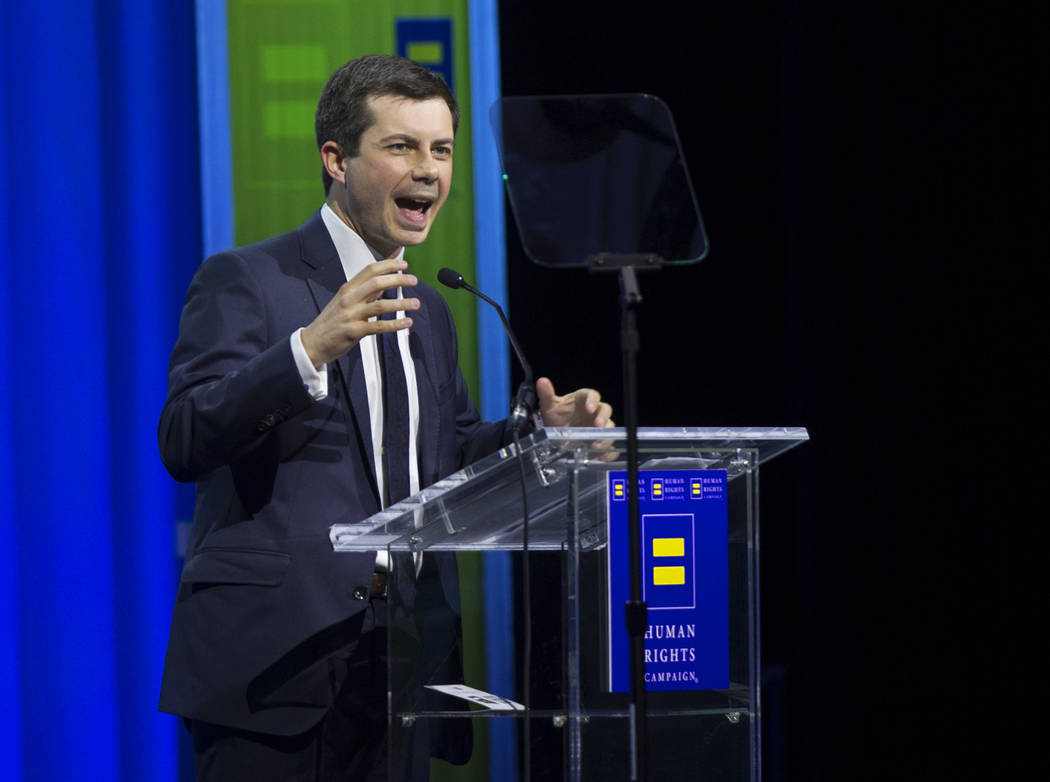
[606,470,729,692]
[395,19,454,94]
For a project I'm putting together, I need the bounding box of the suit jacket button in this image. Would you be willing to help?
[352,586,368,600]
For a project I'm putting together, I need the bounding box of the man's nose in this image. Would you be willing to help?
[413,154,439,182]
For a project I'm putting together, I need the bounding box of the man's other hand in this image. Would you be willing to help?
[537,377,614,428]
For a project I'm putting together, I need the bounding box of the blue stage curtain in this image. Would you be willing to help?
[1,2,200,780]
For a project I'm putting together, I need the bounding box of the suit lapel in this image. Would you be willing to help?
[298,212,380,503]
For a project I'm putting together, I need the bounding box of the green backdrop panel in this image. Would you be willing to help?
[227,0,479,401]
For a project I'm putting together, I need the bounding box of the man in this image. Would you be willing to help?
[158,54,611,781]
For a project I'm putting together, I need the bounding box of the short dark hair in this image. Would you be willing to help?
[315,54,460,194]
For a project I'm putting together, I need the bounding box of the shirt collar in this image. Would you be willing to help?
[320,203,404,283]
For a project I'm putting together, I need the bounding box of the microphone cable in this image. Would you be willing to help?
[438,267,535,780]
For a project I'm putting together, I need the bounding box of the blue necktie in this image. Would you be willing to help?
[379,286,417,609]
[379,286,411,507]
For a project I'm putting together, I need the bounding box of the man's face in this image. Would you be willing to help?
[337,95,454,258]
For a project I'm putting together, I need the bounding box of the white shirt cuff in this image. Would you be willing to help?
[291,328,327,400]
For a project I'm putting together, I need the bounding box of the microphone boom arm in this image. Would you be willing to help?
[438,267,536,430]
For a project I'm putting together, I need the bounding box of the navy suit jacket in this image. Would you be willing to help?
[158,211,507,736]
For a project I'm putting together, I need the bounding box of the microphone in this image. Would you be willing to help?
[436,267,465,290]
[437,267,536,430]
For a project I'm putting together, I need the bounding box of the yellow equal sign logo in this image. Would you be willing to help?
[652,537,685,557]
[406,41,444,64]
[651,479,664,498]
[690,479,702,497]
[612,479,626,500]
[652,537,686,585]
[653,566,686,586]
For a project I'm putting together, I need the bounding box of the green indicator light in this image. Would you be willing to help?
[502,174,509,180]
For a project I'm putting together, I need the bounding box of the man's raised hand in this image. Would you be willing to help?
[300,259,419,368]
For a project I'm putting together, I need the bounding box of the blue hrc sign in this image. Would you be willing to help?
[606,469,729,692]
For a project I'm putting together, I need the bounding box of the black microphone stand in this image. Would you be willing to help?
[441,257,660,781]
[587,252,662,782]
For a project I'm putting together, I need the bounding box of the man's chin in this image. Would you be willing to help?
[396,226,432,248]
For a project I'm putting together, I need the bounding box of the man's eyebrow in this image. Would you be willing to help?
[377,133,419,144]
[376,133,454,147]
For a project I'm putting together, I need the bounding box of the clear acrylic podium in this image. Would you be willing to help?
[331,426,808,781]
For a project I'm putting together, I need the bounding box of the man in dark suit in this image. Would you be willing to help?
[158,55,611,781]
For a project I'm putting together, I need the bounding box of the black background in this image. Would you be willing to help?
[498,2,1046,778]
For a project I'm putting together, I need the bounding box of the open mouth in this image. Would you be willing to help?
[394,197,434,226]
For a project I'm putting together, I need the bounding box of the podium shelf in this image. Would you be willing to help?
[330,426,808,553]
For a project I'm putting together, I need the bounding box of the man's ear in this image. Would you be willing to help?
[321,141,346,186]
